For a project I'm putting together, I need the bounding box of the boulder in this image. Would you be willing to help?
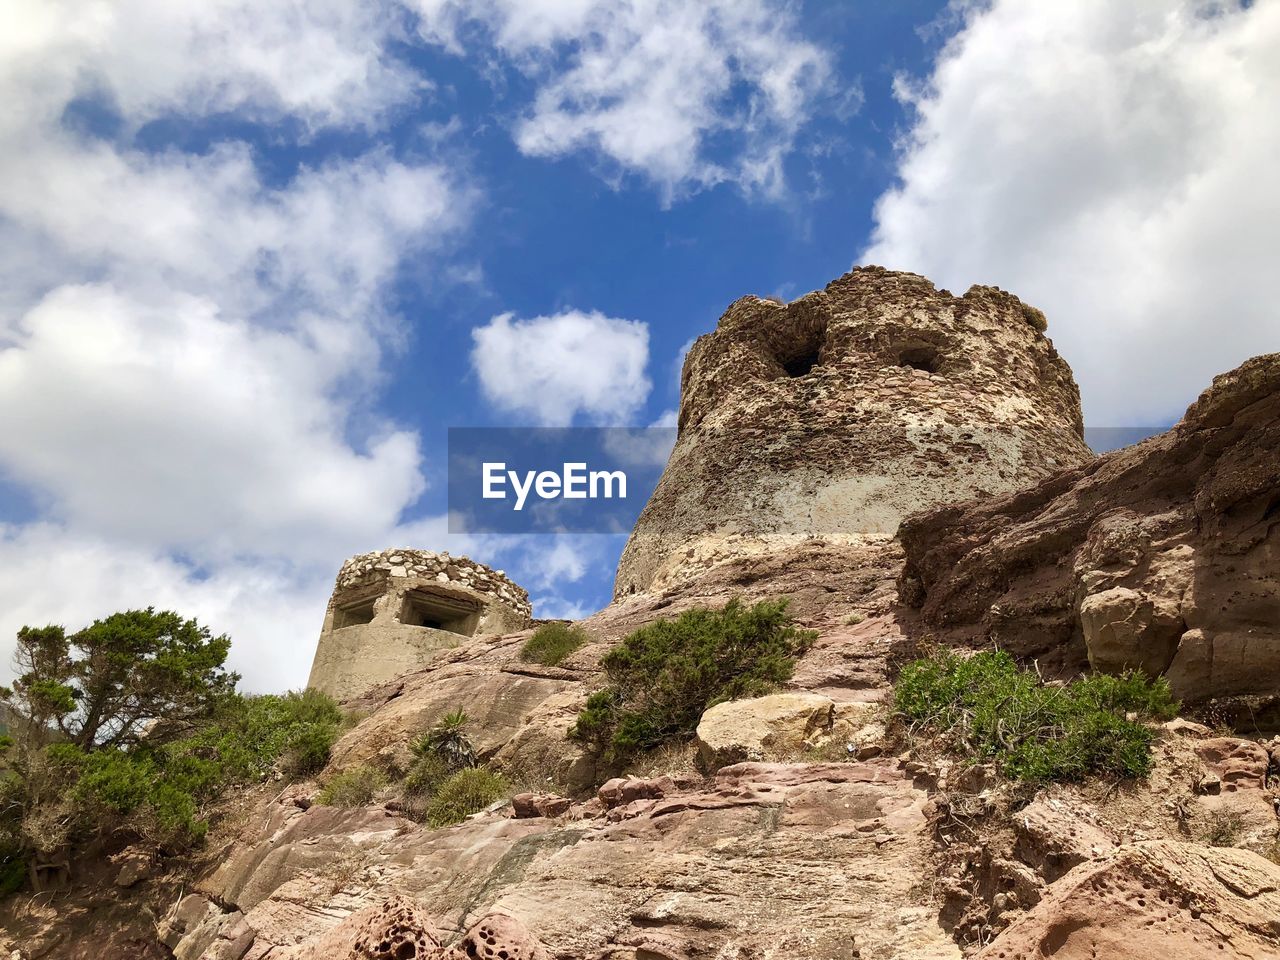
[977,841,1280,960]
[694,693,877,771]
[1078,587,1183,676]
[510,793,572,819]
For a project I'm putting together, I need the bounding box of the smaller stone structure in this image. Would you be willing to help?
[307,549,531,700]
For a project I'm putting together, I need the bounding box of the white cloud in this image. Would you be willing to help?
[0,524,329,694]
[413,0,832,199]
[0,0,474,688]
[862,0,1280,426]
[470,309,652,425]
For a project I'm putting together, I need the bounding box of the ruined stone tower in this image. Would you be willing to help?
[308,549,531,700]
[614,267,1094,597]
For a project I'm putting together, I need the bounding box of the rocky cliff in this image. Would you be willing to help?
[4,279,1280,960]
[898,352,1280,706]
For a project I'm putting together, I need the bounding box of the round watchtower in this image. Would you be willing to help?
[615,267,1094,597]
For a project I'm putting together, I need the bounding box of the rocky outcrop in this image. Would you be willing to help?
[977,842,1280,960]
[616,267,1092,597]
[898,353,1280,700]
[693,692,881,771]
[271,896,549,960]
[165,759,960,960]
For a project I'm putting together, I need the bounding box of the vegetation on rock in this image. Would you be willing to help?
[318,764,389,807]
[572,599,816,761]
[894,649,1178,783]
[519,622,588,666]
[424,768,509,827]
[0,609,342,895]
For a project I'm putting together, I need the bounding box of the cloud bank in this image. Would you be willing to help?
[863,0,1280,426]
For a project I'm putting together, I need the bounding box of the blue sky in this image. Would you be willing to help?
[0,0,1276,691]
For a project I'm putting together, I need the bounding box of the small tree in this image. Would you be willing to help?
[0,609,334,894]
[3,609,237,751]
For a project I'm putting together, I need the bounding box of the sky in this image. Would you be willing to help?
[0,0,1276,692]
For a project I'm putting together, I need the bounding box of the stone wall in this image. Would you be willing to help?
[615,266,1094,597]
[308,549,531,700]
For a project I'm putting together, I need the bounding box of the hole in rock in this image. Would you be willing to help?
[782,351,821,377]
[898,344,941,373]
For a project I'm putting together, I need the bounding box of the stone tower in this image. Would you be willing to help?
[308,549,531,700]
[615,267,1093,597]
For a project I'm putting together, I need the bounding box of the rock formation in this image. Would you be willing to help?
[6,270,1280,960]
[615,267,1092,598]
[308,549,531,700]
[898,353,1280,702]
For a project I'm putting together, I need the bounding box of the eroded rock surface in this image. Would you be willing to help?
[899,353,1280,701]
[977,842,1280,960]
[617,267,1092,597]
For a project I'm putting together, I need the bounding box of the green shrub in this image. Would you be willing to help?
[572,599,816,760]
[424,768,509,827]
[318,765,388,808]
[520,622,588,666]
[893,650,1178,784]
[402,752,452,798]
[409,709,476,771]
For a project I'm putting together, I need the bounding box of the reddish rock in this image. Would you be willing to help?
[977,841,1280,960]
[898,353,1280,699]
[510,793,572,819]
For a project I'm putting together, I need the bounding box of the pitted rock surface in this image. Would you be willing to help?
[976,841,1280,960]
[616,266,1091,597]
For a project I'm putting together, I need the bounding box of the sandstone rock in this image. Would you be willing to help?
[1012,796,1116,883]
[693,693,877,771]
[510,793,572,819]
[977,841,1280,960]
[899,353,1280,699]
[1164,718,1212,738]
[178,758,959,960]
[273,896,441,959]
[1078,586,1183,676]
[446,912,550,960]
[111,846,156,888]
[1194,738,1270,793]
[617,267,1091,597]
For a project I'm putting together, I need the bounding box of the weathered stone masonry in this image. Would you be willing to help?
[615,266,1095,597]
[308,549,531,700]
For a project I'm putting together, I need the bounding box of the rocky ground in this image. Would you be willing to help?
[3,354,1278,959]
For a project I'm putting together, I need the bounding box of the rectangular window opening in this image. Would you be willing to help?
[398,590,481,636]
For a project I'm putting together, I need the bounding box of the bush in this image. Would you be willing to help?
[318,765,388,808]
[520,622,588,666]
[894,649,1178,784]
[54,688,344,846]
[402,752,452,798]
[424,768,509,827]
[409,710,475,771]
[572,599,816,761]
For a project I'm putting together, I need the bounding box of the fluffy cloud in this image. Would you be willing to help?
[414,0,831,199]
[862,0,1280,426]
[470,310,652,425]
[0,0,470,687]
